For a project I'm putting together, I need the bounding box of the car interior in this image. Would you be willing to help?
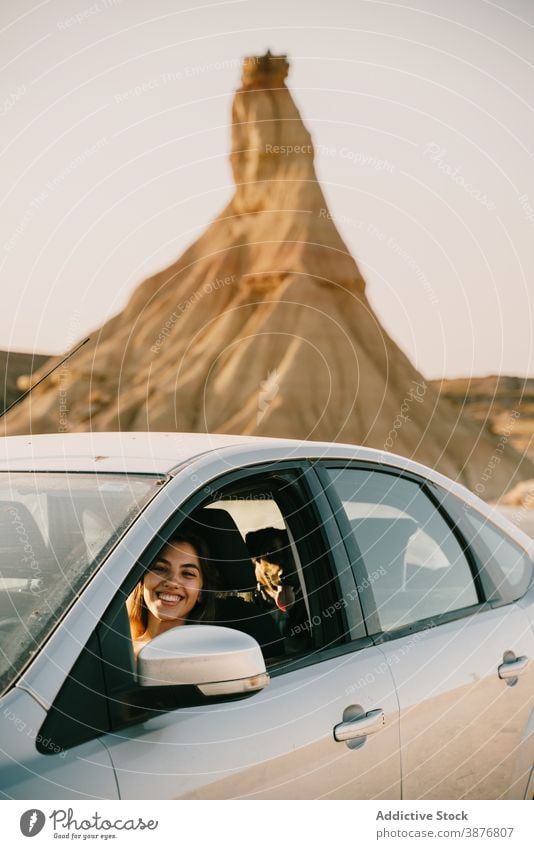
[189,505,288,658]
[349,515,479,630]
[181,501,314,661]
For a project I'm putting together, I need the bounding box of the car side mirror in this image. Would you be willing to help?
[137,625,269,697]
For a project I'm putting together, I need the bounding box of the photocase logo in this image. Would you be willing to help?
[20,809,46,837]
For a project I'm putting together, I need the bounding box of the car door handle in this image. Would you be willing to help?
[334,708,385,742]
[498,655,529,679]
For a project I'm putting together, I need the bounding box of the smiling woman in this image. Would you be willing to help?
[127,531,219,655]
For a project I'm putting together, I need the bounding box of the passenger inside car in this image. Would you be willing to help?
[246,526,312,655]
[126,518,286,660]
[187,508,286,660]
[127,488,323,663]
[127,530,218,656]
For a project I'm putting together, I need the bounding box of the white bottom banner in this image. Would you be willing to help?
[2,800,532,848]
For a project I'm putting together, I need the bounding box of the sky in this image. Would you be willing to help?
[1,0,534,379]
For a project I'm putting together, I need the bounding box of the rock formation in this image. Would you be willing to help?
[0,350,49,413]
[432,375,534,461]
[4,52,533,499]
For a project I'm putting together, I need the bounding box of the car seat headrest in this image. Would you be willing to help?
[245,526,291,564]
[189,507,256,593]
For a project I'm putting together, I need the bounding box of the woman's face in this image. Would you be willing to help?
[143,540,203,628]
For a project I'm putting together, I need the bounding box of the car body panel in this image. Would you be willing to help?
[102,648,401,800]
[0,688,118,799]
[378,604,534,799]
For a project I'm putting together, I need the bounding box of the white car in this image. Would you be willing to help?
[0,432,533,800]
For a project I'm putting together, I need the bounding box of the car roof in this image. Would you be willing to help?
[0,431,532,555]
[0,431,430,476]
[0,429,441,482]
[0,432,270,474]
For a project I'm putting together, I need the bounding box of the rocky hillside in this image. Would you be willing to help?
[0,350,49,415]
[432,376,534,461]
[3,52,533,500]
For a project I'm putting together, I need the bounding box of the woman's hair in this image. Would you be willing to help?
[127,529,219,639]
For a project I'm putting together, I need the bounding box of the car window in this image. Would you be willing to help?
[125,473,348,667]
[460,507,531,589]
[0,472,161,696]
[324,468,479,631]
[204,494,314,658]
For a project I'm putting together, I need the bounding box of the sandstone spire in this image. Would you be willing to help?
[4,52,531,498]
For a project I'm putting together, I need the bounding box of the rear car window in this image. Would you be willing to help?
[325,468,479,631]
[0,472,160,695]
[460,506,532,592]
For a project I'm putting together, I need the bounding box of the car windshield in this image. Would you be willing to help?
[0,471,161,695]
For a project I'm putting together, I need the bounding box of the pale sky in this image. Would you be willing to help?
[1,0,533,379]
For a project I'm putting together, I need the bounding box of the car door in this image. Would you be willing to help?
[104,647,401,800]
[100,464,402,799]
[320,463,534,800]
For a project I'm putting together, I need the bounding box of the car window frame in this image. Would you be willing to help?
[315,460,489,642]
